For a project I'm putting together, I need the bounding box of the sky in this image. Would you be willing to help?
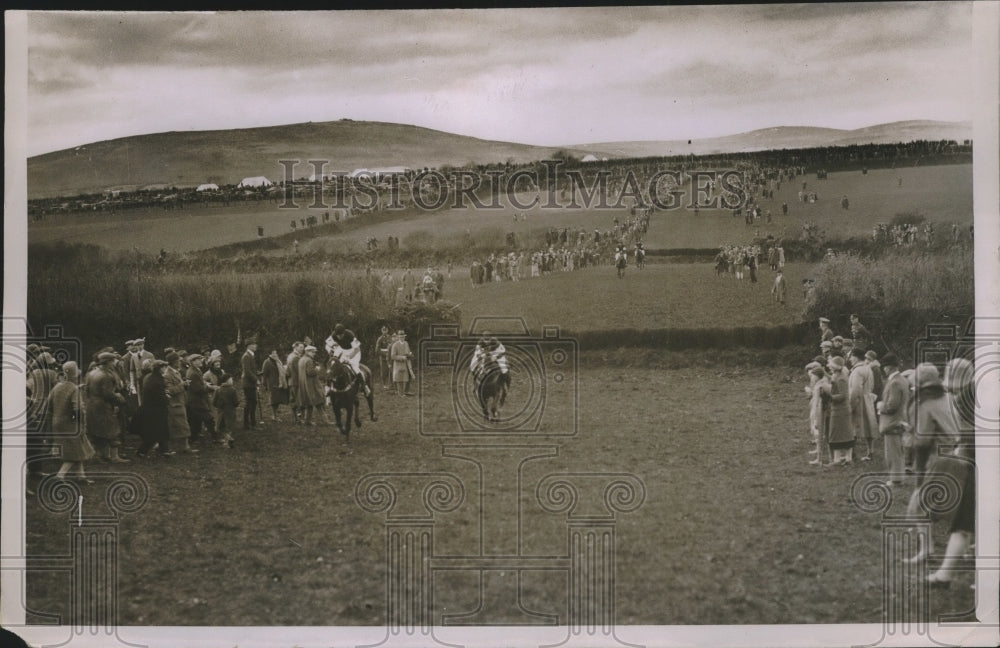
[23,4,974,156]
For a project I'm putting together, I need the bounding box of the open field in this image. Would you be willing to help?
[27,164,973,255]
[25,353,975,626]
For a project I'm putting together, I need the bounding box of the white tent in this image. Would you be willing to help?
[196,183,220,192]
[238,176,273,188]
[581,154,599,163]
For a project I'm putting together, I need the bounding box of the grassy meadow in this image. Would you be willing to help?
[25,350,976,626]
[27,164,972,255]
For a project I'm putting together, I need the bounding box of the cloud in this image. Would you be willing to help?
[24,5,975,155]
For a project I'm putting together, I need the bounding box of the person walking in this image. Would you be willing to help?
[374,326,393,391]
[390,331,414,396]
[297,345,328,425]
[876,353,910,487]
[137,360,171,457]
[48,361,96,481]
[770,269,787,305]
[85,351,130,463]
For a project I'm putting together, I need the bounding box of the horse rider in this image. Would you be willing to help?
[326,323,371,397]
[472,337,510,390]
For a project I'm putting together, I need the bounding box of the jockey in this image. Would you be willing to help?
[487,337,511,390]
[326,323,370,397]
[470,336,491,382]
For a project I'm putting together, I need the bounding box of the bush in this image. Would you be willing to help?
[804,249,973,349]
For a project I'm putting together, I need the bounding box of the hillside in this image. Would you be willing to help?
[27,119,972,199]
[26,121,589,199]
[575,120,972,159]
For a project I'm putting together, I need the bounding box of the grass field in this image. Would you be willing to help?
[27,164,972,255]
[25,351,975,626]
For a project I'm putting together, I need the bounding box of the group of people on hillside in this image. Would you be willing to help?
[23,324,418,491]
[380,266,446,306]
[713,239,792,306]
[802,315,976,588]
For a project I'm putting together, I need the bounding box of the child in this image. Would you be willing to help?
[213,373,239,448]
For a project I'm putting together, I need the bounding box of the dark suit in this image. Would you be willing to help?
[241,349,258,428]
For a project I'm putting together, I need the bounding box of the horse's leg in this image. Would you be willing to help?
[333,404,344,435]
[364,368,377,421]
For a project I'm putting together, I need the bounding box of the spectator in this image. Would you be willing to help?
[241,338,261,430]
[49,361,96,481]
[185,354,215,445]
[297,345,328,426]
[262,349,288,422]
[137,360,171,458]
[164,352,196,454]
[213,374,238,447]
[848,348,877,462]
[285,342,304,424]
[824,355,854,465]
[770,269,787,305]
[86,351,130,463]
[390,330,414,396]
[374,326,393,391]
[805,361,829,465]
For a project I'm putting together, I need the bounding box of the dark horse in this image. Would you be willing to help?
[615,253,627,279]
[476,364,508,422]
[634,248,646,270]
[326,358,377,441]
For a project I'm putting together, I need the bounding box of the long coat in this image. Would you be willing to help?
[186,366,213,415]
[84,367,125,440]
[849,363,878,439]
[390,339,413,383]
[826,369,854,447]
[285,352,302,405]
[163,366,191,440]
[48,380,95,462]
[140,370,170,447]
[297,355,326,407]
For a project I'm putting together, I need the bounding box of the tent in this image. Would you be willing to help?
[581,154,599,163]
[196,183,220,192]
[238,176,273,188]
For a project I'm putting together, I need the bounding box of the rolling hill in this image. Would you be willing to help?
[575,120,972,159]
[26,121,592,199]
[27,119,971,199]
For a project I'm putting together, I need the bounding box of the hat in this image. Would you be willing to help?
[831,336,844,345]
[915,362,942,388]
[827,356,845,370]
[881,353,900,368]
[819,317,830,324]
[165,352,180,364]
[245,336,258,346]
[334,323,345,334]
[820,341,833,349]
[26,343,40,354]
[97,352,117,363]
[901,368,915,386]
[805,361,822,372]
[396,330,406,336]
[865,350,878,361]
[126,339,136,346]
[141,358,155,372]
[163,347,175,355]
[945,358,974,390]
[209,349,223,360]
[305,345,317,353]
[812,355,826,365]
[135,337,146,344]
[187,354,204,363]
[98,346,115,355]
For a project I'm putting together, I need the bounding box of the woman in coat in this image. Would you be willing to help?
[823,355,855,465]
[137,360,171,457]
[163,352,195,453]
[49,362,96,481]
[85,352,129,463]
[805,362,829,465]
[297,346,327,425]
[390,331,414,397]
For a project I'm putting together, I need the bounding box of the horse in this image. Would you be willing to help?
[476,365,508,423]
[326,359,377,441]
[634,248,645,270]
[615,253,627,279]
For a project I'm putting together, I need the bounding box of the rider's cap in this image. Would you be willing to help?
[305,345,317,352]
[334,323,345,334]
